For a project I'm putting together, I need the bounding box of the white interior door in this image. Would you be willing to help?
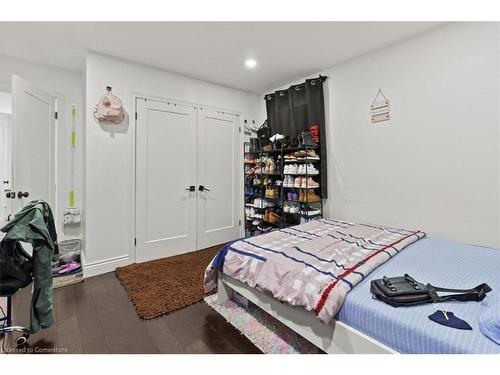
[12,75,56,213]
[135,98,197,262]
[196,108,240,249]
[0,114,12,221]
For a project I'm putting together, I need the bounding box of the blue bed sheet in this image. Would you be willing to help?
[336,237,500,354]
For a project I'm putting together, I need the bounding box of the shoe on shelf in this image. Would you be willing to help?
[246,167,255,175]
[291,190,299,201]
[289,202,300,214]
[287,191,293,200]
[305,163,319,175]
[264,209,271,222]
[300,131,318,148]
[304,189,321,203]
[297,164,305,174]
[298,189,305,202]
[252,219,262,226]
[253,198,263,208]
[288,164,298,174]
[283,175,293,187]
[262,143,273,152]
[283,203,290,213]
[275,179,282,186]
[263,200,274,208]
[268,212,281,224]
[305,149,320,160]
[301,177,319,188]
[244,155,255,163]
[293,177,303,188]
[300,207,321,216]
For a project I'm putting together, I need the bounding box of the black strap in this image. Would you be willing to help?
[427,283,492,303]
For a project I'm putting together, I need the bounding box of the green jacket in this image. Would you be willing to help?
[1,200,58,333]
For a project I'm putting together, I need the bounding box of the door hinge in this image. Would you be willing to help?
[55,111,58,120]
[135,112,137,120]
[239,219,241,226]
[239,126,241,133]
[134,238,137,246]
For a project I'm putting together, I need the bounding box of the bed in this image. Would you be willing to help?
[205,219,500,354]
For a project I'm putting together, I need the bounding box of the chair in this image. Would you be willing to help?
[1,288,31,346]
[0,240,33,347]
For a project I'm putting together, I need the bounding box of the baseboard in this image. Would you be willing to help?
[83,255,131,278]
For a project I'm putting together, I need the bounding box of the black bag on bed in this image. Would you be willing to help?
[370,274,492,307]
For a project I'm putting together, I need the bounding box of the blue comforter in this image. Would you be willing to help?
[337,237,500,354]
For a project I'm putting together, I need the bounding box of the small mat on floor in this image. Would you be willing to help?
[116,246,221,319]
[205,294,323,354]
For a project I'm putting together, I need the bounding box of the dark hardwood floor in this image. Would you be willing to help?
[4,272,261,354]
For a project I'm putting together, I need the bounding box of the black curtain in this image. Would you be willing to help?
[264,76,328,197]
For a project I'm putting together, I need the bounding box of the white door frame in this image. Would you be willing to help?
[131,92,243,263]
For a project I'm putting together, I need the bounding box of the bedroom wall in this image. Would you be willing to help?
[259,22,500,248]
[84,52,260,277]
[0,54,84,241]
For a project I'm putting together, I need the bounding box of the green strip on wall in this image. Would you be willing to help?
[69,191,75,208]
[71,131,76,148]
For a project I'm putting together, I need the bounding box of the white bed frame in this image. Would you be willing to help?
[217,272,396,354]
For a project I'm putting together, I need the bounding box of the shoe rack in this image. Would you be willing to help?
[243,141,324,237]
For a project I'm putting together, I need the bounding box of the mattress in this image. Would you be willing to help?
[337,237,500,354]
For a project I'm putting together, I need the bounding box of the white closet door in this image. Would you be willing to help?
[12,75,56,213]
[196,108,240,249]
[136,98,197,262]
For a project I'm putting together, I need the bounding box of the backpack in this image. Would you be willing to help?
[94,87,124,124]
[0,238,33,292]
[371,274,492,307]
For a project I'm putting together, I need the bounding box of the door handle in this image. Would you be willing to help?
[17,191,29,199]
[5,191,15,199]
[185,185,195,192]
[198,185,210,192]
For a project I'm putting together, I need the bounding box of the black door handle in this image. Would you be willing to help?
[17,191,29,199]
[198,185,210,192]
[185,185,195,192]
[5,191,15,199]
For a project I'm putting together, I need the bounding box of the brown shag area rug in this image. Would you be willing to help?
[116,245,221,319]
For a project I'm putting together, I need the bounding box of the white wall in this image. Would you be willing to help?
[260,22,500,248]
[84,52,260,277]
[0,91,11,113]
[0,54,83,241]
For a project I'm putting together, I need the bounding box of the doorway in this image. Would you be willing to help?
[135,97,240,263]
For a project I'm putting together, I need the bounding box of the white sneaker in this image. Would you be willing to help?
[263,200,274,208]
[293,177,302,188]
[253,198,263,208]
[288,164,298,174]
[297,164,305,174]
[305,163,319,175]
[286,175,294,187]
[289,203,300,214]
[283,204,290,213]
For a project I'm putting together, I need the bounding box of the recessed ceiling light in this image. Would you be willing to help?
[245,59,257,69]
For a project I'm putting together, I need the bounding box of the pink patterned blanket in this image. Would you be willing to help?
[204,218,425,323]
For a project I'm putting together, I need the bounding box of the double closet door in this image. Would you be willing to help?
[135,98,240,263]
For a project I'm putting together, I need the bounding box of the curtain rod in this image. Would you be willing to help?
[263,75,328,100]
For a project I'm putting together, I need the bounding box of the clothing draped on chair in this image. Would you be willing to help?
[1,200,58,333]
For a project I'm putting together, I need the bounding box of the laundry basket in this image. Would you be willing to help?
[53,239,83,288]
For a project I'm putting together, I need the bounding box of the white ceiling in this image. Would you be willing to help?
[0,22,444,93]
